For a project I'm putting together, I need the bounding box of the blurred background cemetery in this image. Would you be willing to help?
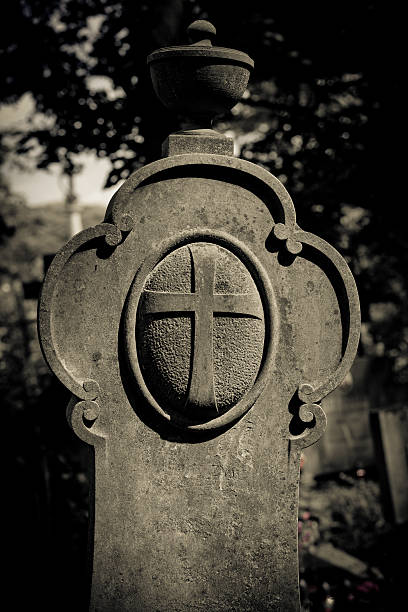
[1,2,407,610]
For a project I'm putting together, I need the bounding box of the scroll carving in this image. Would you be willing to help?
[288,388,328,450]
[66,397,107,455]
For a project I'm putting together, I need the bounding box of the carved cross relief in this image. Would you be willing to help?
[139,243,263,411]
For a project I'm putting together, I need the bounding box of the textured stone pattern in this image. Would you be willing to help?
[138,242,264,421]
[163,132,234,157]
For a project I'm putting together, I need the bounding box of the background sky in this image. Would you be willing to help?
[0,92,122,207]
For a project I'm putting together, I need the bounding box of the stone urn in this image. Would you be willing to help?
[147,20,254,128]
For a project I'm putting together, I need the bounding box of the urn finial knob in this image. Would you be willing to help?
[186,19,216,46]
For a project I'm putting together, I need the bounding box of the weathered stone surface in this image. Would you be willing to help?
[162,129,234,157]
[39,152,360,610]
[38,19,360,612]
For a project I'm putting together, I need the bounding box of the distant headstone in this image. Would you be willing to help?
[302,357,375,479]
[371,405,408,524]
[38,20,360,611]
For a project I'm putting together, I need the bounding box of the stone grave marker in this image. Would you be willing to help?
[38,20,360,611]
[302,357,375,480]
[371,404,408,524]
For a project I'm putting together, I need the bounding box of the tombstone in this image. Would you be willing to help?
[370,404,408,524]
[302,357,375,480]
[368,356,408,524]
[38,20,360,611]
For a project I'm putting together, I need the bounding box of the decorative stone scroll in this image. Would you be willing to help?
[39,20,360,612]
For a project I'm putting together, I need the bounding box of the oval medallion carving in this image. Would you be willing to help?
[125,232,277,430]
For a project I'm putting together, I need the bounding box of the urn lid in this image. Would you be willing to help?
[147,20,254,69]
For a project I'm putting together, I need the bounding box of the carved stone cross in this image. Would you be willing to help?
[139,243,263,411]
[39,20,360,611]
